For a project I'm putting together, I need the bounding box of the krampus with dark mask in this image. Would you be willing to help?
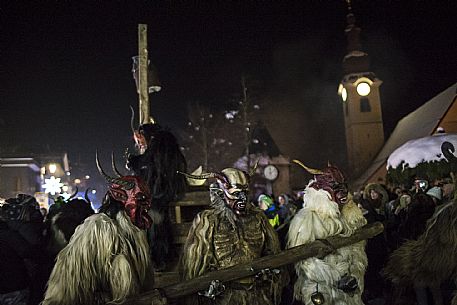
[127,122,187,270]
[179,166,284,305]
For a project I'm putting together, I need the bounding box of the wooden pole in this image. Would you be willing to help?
[121,221,384,304]
[138,24,149,125]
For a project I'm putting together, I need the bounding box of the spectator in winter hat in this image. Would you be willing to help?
[426,186,442,205]
[258,194,280,228]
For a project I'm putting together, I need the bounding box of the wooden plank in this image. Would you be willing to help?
[171,222,193,236]
[174,206,182,223]
[170,190,210,207]
[138,24,149,125]
[170,200,210,207]
[153,272,180,288]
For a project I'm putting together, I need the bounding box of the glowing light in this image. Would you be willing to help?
[62,185,69,192]
[74,178,81,184]
[341,88,347,102]
[61,193,71,201]
[49,163,57,174]
[91,190,97,194]
[225,110,238,120]
[356,82,371,96]
[85,175,90,179]
[43,176,64,195]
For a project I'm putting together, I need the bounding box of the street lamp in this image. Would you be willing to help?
[338,84,347,102]
[49,163,57,174]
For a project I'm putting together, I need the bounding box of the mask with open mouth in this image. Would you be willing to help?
[97,153,152,229]
[108,176,152,229]
[178,166,256,216]
[222,186,248,216]
[215,168,250,216]
[293,160,348,205]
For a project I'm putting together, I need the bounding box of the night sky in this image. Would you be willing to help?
[1,1,456,185]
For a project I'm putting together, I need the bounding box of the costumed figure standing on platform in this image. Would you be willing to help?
[287,160,368,305]
[127,120,187,270]
[179,166,285,305]
[42,154,154,305]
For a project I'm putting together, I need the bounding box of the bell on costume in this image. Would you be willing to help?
[311,283,325,305]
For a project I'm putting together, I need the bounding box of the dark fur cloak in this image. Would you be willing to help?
[384,201,457,305]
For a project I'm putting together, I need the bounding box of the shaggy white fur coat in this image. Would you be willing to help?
[42,211,153,305]
[287,185,368,305]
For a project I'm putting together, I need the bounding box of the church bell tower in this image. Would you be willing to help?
[338,1,384,178]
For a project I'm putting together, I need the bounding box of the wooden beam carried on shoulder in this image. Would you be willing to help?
[121,221,384,304]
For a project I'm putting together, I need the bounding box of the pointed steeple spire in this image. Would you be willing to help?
[342,0,370,74]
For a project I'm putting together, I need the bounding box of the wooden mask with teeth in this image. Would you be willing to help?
[108,176,153,229]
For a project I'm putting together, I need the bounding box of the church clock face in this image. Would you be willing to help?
[263,165,279,181]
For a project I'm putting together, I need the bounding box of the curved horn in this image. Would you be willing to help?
[249,159,260,176]
[130,105,136,134]
[111,152,123,177]
[177,171,229,184]
[68,186,79,200]
[96,151,135,189]
[84,188,91,203]
[292,159,324,175]
[177,171,215,180]
[96,151,117,183]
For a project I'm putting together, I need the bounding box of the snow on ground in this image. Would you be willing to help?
[387,133,457,169]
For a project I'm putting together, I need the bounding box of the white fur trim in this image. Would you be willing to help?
[287,186,367,305]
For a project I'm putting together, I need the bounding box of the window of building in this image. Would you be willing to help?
[360,98,371,112]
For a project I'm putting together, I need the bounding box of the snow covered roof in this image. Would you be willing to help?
[387,133,457,169]
[353,82,457,187]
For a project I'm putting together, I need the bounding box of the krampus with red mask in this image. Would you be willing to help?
[42,154,154,305]
[287,160,368,305]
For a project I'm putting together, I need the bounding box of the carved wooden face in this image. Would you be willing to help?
[109,176,152,229]
[218,168,250,216]
[311,166,348,205]
[133,131,148,154]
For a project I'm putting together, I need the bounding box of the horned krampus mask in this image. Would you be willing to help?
[179,163,258,216]
[293,159,348,205]
[97,152,152,229]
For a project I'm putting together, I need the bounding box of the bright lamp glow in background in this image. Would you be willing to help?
[338,84,348,102]
[49,163,57,174]
[356,82,371,96]
[341,87,348,101]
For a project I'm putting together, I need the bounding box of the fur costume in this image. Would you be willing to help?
[287,184,368,305]
[180,168,283,305]
[46,194,94,257]
[384,201,457,305]
[42,211,152,305]
[128,123,187,269]
[43,159,154,305]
